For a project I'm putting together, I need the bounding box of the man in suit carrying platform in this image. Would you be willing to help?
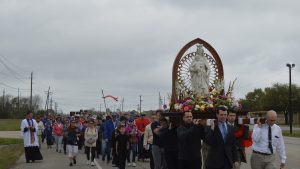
[205,105,238,169]
[227,109,250,169]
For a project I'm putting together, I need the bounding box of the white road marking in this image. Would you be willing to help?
[94,159,102,169]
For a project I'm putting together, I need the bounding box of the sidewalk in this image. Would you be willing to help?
[0,131,21,139]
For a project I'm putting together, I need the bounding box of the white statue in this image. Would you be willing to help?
[189,44,210,97]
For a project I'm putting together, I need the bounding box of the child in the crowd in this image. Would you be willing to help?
[116,124,130,169]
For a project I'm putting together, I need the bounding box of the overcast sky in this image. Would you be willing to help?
[0,0,299,113]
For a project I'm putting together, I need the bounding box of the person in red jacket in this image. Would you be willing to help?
[53,116,64,153]
[134,113,151,161]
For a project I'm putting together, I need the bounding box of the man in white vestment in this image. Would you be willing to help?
[21,111,43,163]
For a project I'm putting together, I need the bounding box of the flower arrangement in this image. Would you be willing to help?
[172,79,242,113]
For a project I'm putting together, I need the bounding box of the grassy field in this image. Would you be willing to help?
[0,119,21,131]
[0,144,24,169]
[0,138,23,145]
[0,137,24,169]
[282,130,300,138]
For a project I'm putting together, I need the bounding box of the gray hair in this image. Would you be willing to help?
[266,110,277,119]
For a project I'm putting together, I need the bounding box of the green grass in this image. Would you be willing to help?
[282,130,300,138]
[0,144,24,169]
[279,124,300,128]
[0,138,23,145]
[0,119,21,131]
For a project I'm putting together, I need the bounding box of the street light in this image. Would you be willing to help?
[286,63,295,134]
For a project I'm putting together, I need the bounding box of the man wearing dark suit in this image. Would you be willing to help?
[227,109,249,169]
[205,106,238,169]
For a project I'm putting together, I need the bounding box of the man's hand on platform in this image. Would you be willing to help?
[199,119,206,126]
[193,119,206,126]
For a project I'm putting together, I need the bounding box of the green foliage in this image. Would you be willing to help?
[0,94,42,119]
[241,83,300,113]
[282,130,300,138]
[0,119,21,131]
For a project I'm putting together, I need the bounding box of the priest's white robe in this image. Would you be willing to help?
[20,118,39,147]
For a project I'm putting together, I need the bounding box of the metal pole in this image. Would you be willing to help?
[18,88,20,113]
[289,66,292,134]
[102,90,107,115]
[2,89,5,112]
[30,72,33,111]
[139,95,142,114]
[287,63,295,134]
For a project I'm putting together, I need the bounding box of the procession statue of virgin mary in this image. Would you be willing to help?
[189,44,210,97]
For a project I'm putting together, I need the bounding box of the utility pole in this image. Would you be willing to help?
[100,104,102,113]
[30,72,33,111]
[2,89,5,112]
[50,97,53,111]
[121,97,124,112]
[55,102,58,114]
[159,92,163,110]
[18,88,20,112]
[139,95,142,114]
[45,86,51,114]
[101,90,107,110]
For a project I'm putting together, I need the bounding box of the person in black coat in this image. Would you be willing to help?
[227,109,249,169]
[205,106,238,169]
[160,117,179,169]
[116,124,130,169]
[177,111,206,169]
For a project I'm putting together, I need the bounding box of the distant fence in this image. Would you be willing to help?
[248,111,299,125]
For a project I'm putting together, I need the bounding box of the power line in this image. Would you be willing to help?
[0,81,30,91]
[0,58,28,83]
[0,54,30,73]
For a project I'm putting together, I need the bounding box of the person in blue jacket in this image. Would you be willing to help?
[103,115,115,163]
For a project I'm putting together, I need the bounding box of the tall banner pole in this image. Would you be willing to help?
[102,90,107,115]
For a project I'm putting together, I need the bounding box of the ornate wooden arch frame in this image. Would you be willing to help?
[171,38,224,108]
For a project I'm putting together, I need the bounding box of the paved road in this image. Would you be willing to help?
[8,136,299,169]
[10,144,150,169]
[0,131,21,139]
[2,131,299,169]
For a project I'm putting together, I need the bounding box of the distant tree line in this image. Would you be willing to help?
[0,94,43,119]
[240,83,300,124]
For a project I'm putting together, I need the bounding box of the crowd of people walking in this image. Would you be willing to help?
[21,106,287,169]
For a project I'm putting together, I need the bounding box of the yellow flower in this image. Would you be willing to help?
[200,105,206,111]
